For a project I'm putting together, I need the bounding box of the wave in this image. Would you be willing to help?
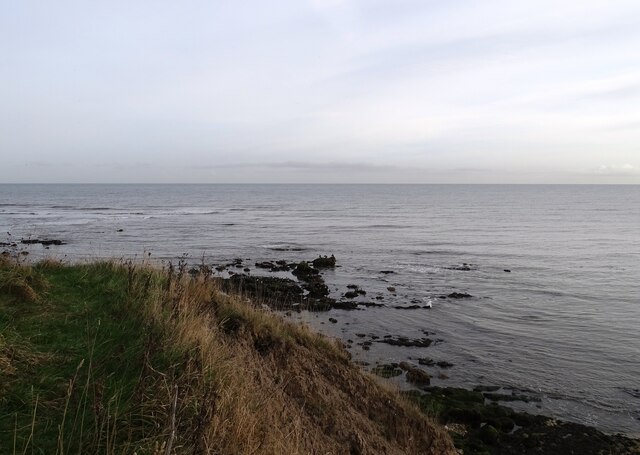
[261,244,308,252]
[366,224,413,229]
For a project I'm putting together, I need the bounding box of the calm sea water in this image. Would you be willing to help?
[1,184,639,436]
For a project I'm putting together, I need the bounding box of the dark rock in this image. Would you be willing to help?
[387,286,396,292]
[417,358,435,366]
[312,254,336,268]
[479,424,499,445]
[355,333,366,338]
[504,269,511,272]
[436,361,454,368]
[117,228,124,232]
[380,270,395,274]
[406,367,431,386]
[328,317,338,323]
[215,265,226,272]
[404,385,640,455]
[291,261,330,299]
[447,292,472,299]
[332,300,358,310]
[393,305,421,310]
[622,388,640,398]
[291,261,318,277]
[378,337,433,348]
[243,268,251,273]
[20,238,66,246]
[344,291,359,299]
[474,385,500,392]
[347,284,359,289]
[358,301,384,307]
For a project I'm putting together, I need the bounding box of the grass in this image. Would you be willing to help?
[0,256,454,454]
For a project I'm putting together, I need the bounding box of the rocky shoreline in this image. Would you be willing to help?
[198,253,639,454]
[4,241,639,454]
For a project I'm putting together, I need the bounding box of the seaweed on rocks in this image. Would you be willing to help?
[406,386,640,455]
[372,364,403,378]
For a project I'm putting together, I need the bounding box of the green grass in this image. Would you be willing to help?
[0,258,456,454]
[0,261,176,454]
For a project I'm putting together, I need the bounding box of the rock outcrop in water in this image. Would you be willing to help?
[312,254,336,268]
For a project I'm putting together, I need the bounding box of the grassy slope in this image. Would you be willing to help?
[0,258,454,455]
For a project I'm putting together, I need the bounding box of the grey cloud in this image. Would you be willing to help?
[329,21,638,87]
[591,164,640,176]
[600,121,640,132]
[218,161,399,172]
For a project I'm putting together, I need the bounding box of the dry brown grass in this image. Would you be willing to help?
[1,260,455,454]
[136,266,456,455]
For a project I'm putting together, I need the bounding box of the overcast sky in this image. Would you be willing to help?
[1,0,639,183]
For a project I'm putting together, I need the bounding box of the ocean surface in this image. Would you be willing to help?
[1,184,639,436]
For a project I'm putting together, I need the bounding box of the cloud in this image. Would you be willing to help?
[218,161,399,172]
[594,164,639,176]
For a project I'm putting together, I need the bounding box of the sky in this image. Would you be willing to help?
[1,0,639,183]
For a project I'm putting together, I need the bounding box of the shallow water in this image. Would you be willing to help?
[1,184,639,436]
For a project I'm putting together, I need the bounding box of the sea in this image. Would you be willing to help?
[1,184,639,436]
